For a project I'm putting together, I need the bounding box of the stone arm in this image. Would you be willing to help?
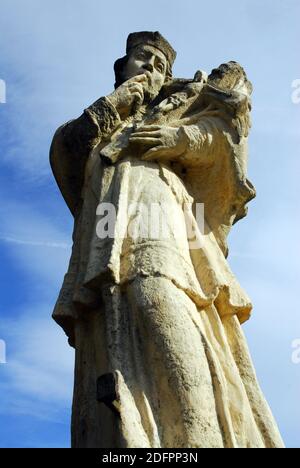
[138,115,231,168]
[177,116,230,168]
[50,96,121,216]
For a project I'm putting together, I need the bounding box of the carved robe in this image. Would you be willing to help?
[50,77,284,448]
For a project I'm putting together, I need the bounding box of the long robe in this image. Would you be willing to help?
[50,80,284,448]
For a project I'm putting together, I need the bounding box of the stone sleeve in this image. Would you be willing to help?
[62,96,121,154]
[178,117,227,168]
[50,97,121,216]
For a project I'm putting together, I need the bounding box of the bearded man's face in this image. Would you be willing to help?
[123,44,167,102]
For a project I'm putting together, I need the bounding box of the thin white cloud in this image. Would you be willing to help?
[0,307,74,422]
[0,0,299,447]
[0,199,72,288]
[0,199,74,423]
[0,235,71,249]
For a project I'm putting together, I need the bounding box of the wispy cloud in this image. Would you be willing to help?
[0,0,299,448]
[0,198,71,289]
[0,198,73,423]
[0,306,74,422]
[0,235,71,249]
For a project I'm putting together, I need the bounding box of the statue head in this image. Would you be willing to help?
[114,31,176,102]
[208,61,253,98]
[207,61,253,140]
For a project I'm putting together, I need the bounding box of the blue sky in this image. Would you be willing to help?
[0,0,299,448]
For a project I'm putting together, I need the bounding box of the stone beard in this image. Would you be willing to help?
[50,31,284,448]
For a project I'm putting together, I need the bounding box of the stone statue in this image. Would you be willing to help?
[50,31,284,448]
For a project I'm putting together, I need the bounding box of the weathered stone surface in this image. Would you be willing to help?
[50,31,284,448]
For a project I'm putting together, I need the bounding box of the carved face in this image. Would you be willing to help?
[123,44,167,102]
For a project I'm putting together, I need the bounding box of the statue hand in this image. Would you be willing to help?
[107,74,149,119]
[129,125,187,161]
